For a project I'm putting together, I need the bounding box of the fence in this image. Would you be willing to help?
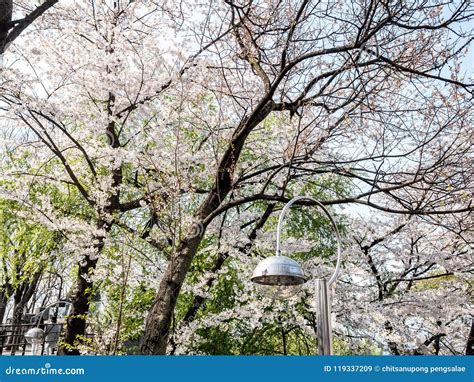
[0,323,64,355]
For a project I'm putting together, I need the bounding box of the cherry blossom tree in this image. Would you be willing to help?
[337,214,472,355]
[1,0,228,354]
[0,0,472,355]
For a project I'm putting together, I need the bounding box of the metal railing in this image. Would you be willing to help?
[0,323,64,355]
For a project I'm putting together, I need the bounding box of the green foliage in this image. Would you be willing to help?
[0,198,60,289]
[334,338,383,355]
[90,279,156,354]
[412,272,457,291]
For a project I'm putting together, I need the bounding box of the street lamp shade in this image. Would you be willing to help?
[24,327,45,344]
[251,256,306,299]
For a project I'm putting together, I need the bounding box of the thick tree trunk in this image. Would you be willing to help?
[59,255,99,355]
[141,231,203,354]
[0,0,13,45]
[59,220,110,355]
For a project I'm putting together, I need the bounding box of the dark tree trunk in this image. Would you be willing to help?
[59,220,111,355]
[466,319,474,355]
[0,283,13,324]
[0,0,13,46]
[59,255,99,355]
[141,232,203,354]
[0,291,9,324]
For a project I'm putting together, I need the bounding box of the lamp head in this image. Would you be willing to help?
[251,256,306,299]
[24,327,45,344]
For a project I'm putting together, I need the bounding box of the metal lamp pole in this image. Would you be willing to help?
[252,196,342,355]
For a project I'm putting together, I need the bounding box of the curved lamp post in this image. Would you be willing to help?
[24,300,71,355]
[251,196,342,355]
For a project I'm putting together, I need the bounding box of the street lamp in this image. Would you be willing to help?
[24,327,45,355]
[251,196,342,355]
[24,300,71,355]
